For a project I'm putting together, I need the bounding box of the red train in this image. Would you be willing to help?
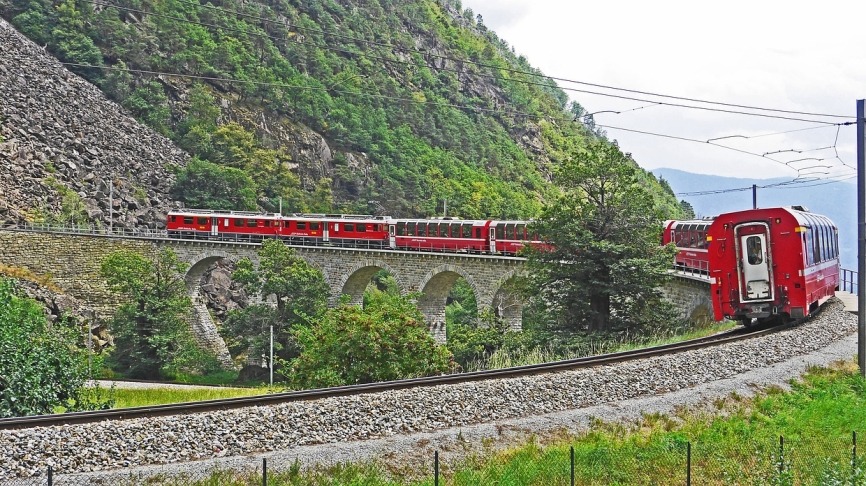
[705,206,839,324]
[662,219,712,273]
[165,210,548,256]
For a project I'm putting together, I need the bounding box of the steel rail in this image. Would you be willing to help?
[0,322,792,430]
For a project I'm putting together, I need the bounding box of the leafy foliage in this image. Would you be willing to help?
[226,240,328,366]
[290,290,454,388]
[0,278,108,417]
[526,139,678,333]
[170,157,258,211]
[100,248,220,378]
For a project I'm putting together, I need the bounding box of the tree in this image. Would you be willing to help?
[0,278,107,417]
[171,158,258,211]
[100,248,218,378]
[679,199,696,219]
[526,139,677,333]
[227,240,329,367]
[290,290,454,388]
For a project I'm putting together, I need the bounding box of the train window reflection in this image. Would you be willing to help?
[746,236,763,265]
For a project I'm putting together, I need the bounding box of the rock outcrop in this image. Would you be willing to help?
[0,18,187,229]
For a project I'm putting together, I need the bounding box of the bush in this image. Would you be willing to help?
[0,278,108,417]
[290,291,454,388]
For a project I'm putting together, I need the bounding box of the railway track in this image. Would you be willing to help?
[0,321,795,431]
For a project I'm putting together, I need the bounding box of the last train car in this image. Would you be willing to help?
[706,206,839,325]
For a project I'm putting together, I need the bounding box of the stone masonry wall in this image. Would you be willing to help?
[661,272,713,324]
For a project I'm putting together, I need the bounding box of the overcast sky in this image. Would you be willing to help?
[460,0,865,183]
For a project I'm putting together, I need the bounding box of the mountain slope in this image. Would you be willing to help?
[0,0,681,224]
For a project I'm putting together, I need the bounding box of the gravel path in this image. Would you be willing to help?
[1,300,857,484]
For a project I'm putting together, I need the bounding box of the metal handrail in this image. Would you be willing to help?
[841,268,858,294]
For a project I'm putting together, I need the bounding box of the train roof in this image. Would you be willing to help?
[710,206,837,229]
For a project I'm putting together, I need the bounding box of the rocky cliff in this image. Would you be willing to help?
[0,18,187,228]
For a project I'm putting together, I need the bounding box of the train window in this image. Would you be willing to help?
[746,236,763,265]
[184,216,194,224]
[233,219,243,227]
[357,224,366,233]
[475,228,482,238]
[407,222,416,235]
[810,228,820,263]
[197,217,207,225]
[428,223,438,236]
[296,221,306,230]
[451,223,461,238]
[496,225,504,240]
[345,223,355,232]
[822,224,830,261]
[439,223,449,237]
[417,224,426,236]
[310,222,320,231]
[517,224,526,239]
[264,220,270,227]
[247,219,258,227]
[396,222,405,235]
[462,224,471,238]
[169,216,176,223]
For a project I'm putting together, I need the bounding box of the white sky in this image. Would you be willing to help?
[461,0,866,181]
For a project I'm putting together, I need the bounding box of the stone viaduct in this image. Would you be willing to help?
[0,228,711,362]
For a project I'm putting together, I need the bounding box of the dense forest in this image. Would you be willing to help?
[0,0,681,219]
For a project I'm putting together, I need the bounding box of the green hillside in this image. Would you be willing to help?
[1,0,680,219]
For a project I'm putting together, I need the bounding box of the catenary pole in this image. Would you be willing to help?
[857,99,865,377]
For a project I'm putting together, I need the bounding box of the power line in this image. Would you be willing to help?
[676,173,856,196]
[598,123,854,175]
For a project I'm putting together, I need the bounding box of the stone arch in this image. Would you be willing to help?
[334,259,402,306]
[486,269,526,332]
[415,264,479,343]
[180,249,249,368]
[183,249,254,297]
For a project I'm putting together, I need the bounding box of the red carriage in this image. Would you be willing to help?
[706,206,839,324]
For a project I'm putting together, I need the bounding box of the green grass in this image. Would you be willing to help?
[109,385,269,408]
[463,320,738,372]
[98,359,866,485]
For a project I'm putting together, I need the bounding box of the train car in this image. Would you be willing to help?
[662,219,713,273]
[489,220,548,255]
[706,206,839,324]
[167,210,282,241]
[309,214,390,248]
[391,218,491,253]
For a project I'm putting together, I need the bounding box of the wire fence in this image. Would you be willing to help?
[2,432,865,485]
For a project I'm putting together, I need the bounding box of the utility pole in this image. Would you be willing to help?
[269,324,274,387]
[752,184,757,209]
[857,99,865,377]
[108,180,113,233]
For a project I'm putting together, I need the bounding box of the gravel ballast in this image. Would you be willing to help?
[1,300,857,483]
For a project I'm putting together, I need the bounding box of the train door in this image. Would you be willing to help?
[323,221,330,242]
[211,218,219,237]
[736,225,772,301]
[489,226,497,254]
[388,224,396,249]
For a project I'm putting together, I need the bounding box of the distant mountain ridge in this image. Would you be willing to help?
[652,168,857,271]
